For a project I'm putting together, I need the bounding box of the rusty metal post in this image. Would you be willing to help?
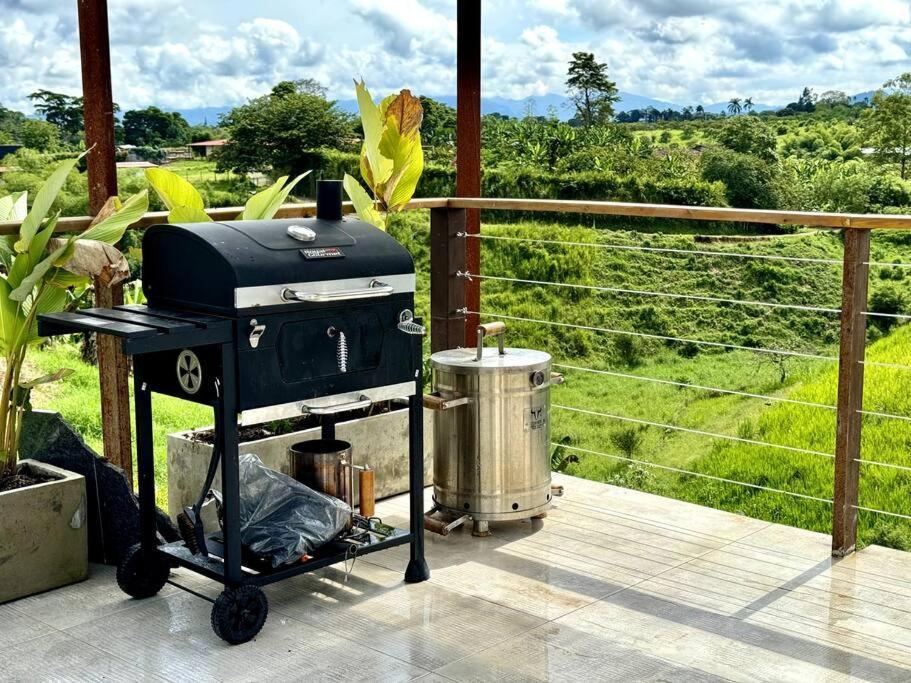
[430,208,467,353]
[78,0,133,483]
[832,229,870,556]
[456,0,481,346]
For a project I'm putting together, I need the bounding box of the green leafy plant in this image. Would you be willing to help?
[0,155,149,480]
[144,167,310,223]
[344,80,424,231]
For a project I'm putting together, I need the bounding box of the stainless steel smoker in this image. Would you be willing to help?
[424,322,562,536]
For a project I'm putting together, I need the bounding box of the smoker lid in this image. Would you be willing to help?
[430,347,551,374]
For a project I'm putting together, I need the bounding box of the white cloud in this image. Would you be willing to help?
[0,0,909,116]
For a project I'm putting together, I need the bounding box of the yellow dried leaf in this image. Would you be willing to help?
[384,90,423,138]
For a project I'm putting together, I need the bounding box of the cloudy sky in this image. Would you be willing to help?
[2,0,910,113]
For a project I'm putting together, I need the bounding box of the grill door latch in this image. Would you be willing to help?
[248,319,266,349]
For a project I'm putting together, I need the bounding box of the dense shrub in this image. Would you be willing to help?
[700,148,777,208]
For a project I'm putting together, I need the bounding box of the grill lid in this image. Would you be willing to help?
[142,216,415,314]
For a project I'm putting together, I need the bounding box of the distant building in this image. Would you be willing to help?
[187,139,228,158]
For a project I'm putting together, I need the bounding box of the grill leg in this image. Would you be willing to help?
[134,362,157,555]
[219,344,243,586]
[405,391,430,583]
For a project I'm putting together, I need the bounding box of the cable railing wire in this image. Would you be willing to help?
[856,458,911,475]
[853,505,911,521]
[858,409,911,423]
[555,443,833,504]
[460,271,842,314]
[460,232,843,265]
[469,310,839,361]
[553,404,834,459]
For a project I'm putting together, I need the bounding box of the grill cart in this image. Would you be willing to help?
[37,181,430,644]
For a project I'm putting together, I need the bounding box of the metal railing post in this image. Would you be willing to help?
[832,228,871,556]
[430,207,467,353]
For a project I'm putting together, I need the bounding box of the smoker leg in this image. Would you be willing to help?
[405,392,430,583]
[134,367,157,555]
[472,520,491,537]
[219,345,243,586]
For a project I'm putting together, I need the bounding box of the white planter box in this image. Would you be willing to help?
[0,460,88,603]
[167,408,432,525]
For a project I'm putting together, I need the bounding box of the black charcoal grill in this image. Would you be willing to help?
[38,180,429,644]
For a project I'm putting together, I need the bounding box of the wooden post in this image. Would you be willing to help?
[430,208,467,353]
[456,0,481,346]
[832,229,871,556]
[78,0,133,484]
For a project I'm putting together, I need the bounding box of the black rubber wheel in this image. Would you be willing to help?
[116,543,170,599]
[211,585,269,645]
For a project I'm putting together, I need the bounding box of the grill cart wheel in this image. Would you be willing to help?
[116,543,170,599]
[211,585,269,645]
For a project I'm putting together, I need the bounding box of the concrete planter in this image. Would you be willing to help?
[0,460,88,604]
[168,407,432,525]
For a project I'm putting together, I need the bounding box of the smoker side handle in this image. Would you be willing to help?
[423,392,471,411]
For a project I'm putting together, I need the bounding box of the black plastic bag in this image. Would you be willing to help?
[220,453,351,567]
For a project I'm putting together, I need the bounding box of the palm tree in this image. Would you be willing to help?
[695,104,705,120]
[744,97,754,113]
[727,98,742,115]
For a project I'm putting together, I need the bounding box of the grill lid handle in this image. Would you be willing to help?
[282,279,393,303]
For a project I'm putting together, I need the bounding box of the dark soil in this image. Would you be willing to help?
[0,465,57,493]
[189,401,403,445]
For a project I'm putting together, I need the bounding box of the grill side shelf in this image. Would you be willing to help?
[38,310,233,355]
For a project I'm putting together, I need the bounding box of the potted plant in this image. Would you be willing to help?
[0,155,148,603]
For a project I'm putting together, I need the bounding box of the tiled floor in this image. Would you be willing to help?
[5,473,911,682]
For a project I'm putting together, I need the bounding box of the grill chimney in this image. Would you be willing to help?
[316,179,343,221]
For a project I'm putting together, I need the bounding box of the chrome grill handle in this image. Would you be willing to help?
[282,279,393,303]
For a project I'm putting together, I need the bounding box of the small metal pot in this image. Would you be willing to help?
[426,322,560,525]
[290,438,351,499]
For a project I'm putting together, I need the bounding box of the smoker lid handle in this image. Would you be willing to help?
[476,321,506,361]
[282,279,393,303]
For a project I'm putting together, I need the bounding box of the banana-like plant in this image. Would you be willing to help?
[0,155,149,480]
[144,167,311,223]
[344,80,424,231]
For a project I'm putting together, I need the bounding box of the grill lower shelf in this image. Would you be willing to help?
[158,527,411,586]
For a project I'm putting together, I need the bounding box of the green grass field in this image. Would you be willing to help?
[24,212,911,548]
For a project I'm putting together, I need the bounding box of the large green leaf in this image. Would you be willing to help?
[145,168,205,211]
[355,80,393,186]
[168,205,212,223]
[7,214,59,290]
[15,155,82,253]
[0,191,27,221]
[9,239,71,301]
[239,170,311,220]
[80,190,149,244]
[343,174,385,230]
[0,278,23,354]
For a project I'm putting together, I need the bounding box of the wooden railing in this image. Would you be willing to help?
[7,196,911,556]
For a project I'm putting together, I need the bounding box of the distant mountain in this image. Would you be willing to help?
[176,87,879,126]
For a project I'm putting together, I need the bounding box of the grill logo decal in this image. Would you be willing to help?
[300,247,344,259]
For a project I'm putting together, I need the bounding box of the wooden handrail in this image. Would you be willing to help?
[446,197,911,230]
[0,197,450,236]
[5,196,911,235]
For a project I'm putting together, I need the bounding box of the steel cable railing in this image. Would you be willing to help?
[553,443,834,504]
[553,404,834,459]
[468,310,840,361]
[462,225,911,527]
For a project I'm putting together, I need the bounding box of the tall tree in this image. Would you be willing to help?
[743,97,754,113]
[695,104,706,120]
[122,107,191,146]
[863,72,911,179]
[419,96,456,147]
[566,52,620,127]
[727,98,742,115]
[27,90,84,137]
[219,81,351,177]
